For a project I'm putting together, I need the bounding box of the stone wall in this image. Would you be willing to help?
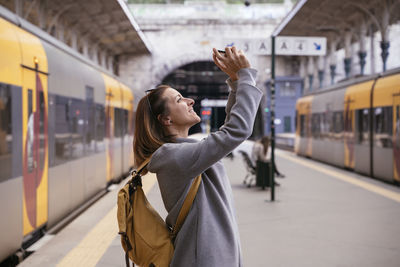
[119,2,295,93]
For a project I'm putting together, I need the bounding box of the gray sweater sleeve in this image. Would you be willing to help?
[150,68,262,180]
[223,78,238,125]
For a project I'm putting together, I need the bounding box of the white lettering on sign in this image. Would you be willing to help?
[254,39,270,55]
[276,36,326,56]
[222,36,326,56]
[223,39,270,55]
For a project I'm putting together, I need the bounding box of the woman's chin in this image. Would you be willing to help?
[190,116,201,127]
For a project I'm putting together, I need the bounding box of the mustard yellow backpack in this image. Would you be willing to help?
[117,157,201,267]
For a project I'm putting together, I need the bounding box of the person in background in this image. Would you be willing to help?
[252,136,285,179]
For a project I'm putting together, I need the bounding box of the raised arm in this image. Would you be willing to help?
[151,70,262,179]
[223,78,238,125]
[149,48,262,180]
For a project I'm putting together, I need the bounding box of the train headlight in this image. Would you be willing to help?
[34,57,39,68]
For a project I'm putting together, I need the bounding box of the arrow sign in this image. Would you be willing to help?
[276,36,326,56]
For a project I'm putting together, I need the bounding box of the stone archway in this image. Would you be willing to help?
[152,52,212,85]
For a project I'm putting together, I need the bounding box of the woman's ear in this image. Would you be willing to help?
[158,114,172,126]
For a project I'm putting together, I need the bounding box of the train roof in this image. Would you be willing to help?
[272,0,400,51]
[0,5,134,91]
[301,66,400,98]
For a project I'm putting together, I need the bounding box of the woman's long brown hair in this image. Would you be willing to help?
[133,85,174,174]
[261,136,270,156]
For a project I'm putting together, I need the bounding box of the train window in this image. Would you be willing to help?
[319,113,324,137]
[39,92,45,170]
[344,109,353,133]
[70,99,85,160]
[333,112,343,133]
[114,108,123,138]
[114,108,119,138]
[320,113,329,138]
[122,109,128,137]
[356,109,369,145]
[0,84,12,182]
[27,90,34,173]
[300,115,305,137]
[54,95,71,165]
[311,114,320,138]
[283,116,291,133]
[105,105,112,140]
[95,104,105,152]
[323,110,332,134]
[374,106,393,148]
[85,87,96,155]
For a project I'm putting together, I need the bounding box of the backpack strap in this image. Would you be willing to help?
[135,158,151,176]
[134,157,202,238]
[171,174,202,238]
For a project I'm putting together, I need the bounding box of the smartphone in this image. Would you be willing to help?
[217,50,226,54]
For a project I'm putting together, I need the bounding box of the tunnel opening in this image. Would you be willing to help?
[162,61,263,138]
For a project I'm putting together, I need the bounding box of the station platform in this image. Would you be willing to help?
[18,147,400,267]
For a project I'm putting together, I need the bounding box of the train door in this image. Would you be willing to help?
[393,94,400,182]
[22,67,48,236]
[295,96,313,156]
[344,97,355,169]
[305,104,312,157]
[105,91,114,182]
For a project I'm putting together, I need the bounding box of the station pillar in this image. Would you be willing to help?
[299,57,307,93]
[380,41,390,72]
[358,52,367,75]
[380,1,390,72]
[329,39,337,85]
[344,58,351,78]
[329,65,336,85]
[358,21,367,75]
[307,57,314,92]
[343,30,352,78]
[317,55,325,88]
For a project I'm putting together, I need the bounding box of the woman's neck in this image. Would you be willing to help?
[165,126,190,138]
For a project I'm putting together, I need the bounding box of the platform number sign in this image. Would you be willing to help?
[276,36,326,56]
[223,36,326,56]
[223,39,271,55]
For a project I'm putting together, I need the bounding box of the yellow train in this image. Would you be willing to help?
[0,7,139,264]
[295,66,400,184]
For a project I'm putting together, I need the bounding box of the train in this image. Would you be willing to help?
[0,7,141,264]
[295,66,400,184]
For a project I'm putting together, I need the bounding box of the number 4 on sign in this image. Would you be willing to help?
[295,41,305,51]
[275,36,326,56]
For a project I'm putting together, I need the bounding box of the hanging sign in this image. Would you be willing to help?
[276,36,326,56]
[223,39,271,55]
[223,36,326,56]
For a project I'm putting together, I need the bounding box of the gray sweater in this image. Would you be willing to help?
[147,68,262,267]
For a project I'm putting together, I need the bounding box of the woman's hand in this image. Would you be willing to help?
[212,47,251,81]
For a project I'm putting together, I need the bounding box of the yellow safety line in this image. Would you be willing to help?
[56,173,157,267]
[277,151,400,203]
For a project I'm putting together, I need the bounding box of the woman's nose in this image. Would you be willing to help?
[186,98,194,106]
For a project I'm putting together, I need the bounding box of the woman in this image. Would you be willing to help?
[252,136,285,179]
[133,47,262,267]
